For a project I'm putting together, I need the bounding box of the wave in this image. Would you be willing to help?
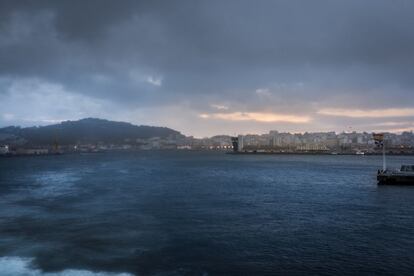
[0,256,134,276]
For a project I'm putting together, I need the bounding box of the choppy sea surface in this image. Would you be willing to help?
[0,151,414,275]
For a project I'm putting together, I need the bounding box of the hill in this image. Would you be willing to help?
[0,118,183,146]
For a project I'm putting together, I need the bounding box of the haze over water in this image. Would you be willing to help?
[1,152,414,275]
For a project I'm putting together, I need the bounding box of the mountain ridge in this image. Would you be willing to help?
[0,118,183,146]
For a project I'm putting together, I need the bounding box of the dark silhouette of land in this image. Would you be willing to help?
[0,118,183,146]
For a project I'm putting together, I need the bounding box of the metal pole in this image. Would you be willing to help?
[383,142,386,171]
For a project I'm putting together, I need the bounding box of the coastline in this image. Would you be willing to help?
[225,151,414,156]
[3,149,414,157]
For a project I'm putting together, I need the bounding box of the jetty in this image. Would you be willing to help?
[374,133,414,185]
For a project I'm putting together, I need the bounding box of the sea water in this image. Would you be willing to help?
[0,152,414,275]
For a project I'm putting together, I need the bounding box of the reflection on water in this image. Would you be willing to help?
[30,171,81,198]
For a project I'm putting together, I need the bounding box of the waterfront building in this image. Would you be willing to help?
[0,145,9,155]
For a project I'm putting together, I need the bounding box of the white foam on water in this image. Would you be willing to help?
[0,257,134,276]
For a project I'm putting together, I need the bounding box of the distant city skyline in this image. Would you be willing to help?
[2,118,414,156]
[1,1,414,137]
[1,117,413,139]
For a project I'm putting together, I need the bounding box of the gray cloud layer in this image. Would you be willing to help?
[1,0,413,136]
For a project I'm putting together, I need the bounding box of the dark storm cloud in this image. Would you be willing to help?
[1,0,414,134]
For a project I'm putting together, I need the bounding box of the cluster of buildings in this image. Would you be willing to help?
[0,135,184,155]
[180,130,414,154]
[230,131,414,154]
[0,144,58,156]
[1,131,414,156]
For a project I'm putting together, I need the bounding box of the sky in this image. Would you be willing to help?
[0,0,413,137]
